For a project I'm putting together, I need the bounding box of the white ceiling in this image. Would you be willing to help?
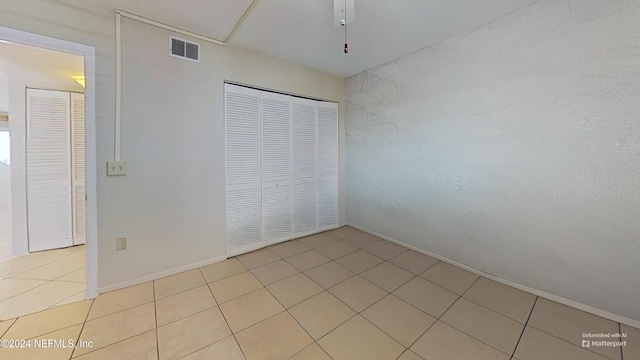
[116,0,540,77]
[0,42,84,112]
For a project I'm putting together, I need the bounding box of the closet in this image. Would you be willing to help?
[26,88,85,252]
[225,83,338,256]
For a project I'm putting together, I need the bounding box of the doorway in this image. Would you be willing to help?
[0,128,10,260]
[0,26,97,319]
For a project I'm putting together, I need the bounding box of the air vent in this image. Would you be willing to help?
[170,36,200,62]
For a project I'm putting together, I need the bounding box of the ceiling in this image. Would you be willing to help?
[113,0,541,78]
[0,42,84,112]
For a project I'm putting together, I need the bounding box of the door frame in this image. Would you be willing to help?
[0,25,98,299]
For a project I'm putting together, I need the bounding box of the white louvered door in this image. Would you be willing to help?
[71,93,86,245]
[317,102,339,227]
[261,91,292,243]
[26,89,73,252]
[225,84,339,256]
[292,97,317,233]
[225,84,262,256]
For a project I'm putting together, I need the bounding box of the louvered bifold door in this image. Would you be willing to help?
[292,97,317,234]
[26,89,73,252]
[225,84,262,256]
[317,102,339,227]
[71,93,86,245]
[261,91,292,243]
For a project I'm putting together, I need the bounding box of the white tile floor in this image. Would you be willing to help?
[0,245,85,320]
[0,228,637,360]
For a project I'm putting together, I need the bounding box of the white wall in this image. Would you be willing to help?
[346,0,640,323]
[0,1,345,290]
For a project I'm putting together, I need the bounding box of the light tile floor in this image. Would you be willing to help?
[0,245,85,320]
[0,227,638,360]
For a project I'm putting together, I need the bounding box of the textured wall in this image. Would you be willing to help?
[346,0,640,321]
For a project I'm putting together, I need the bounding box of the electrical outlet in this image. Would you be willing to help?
[116,237,127,251]
[107,161,128,176]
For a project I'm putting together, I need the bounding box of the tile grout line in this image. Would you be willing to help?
[153,280,160,360]
[526,314,624,359]
[0,317,17,338]
[619,322,623,360]
[510,296,538,359]
[69,297,95,359]
[200,267,249,360]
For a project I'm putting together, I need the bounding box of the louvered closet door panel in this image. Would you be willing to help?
[292,98,317,233]
[71,93,86,245]
[26,89,73,252]
[317,102,339,227]
[225,84,262,255]
[261,91,292,242]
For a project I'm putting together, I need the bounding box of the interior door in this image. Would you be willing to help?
[317,102,339,228]
[261,90,292,243]
[71,92,86,245]
[291,97,317,233]
[225,84,262,256]
[26,88,73,252]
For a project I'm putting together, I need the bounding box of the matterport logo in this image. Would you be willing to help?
[581,332,627,349]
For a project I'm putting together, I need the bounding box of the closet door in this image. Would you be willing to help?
[317,102,339,228]
[291,97,317,234]
[26,89,73,252]
[225,84,262,256]
[71,93,86,245]
[261,91,292,243]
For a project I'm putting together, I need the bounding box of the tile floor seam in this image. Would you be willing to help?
[51,291,88,309]
[0,279,55,304]
[460,293,530,325]
[526,318,620,360]
[69,298,95,359]
[172,334,236,360]
[201,274,248,360]
[249,267,302,287]
[459,276,480,297]
[152,281,160,360]
[156,297,222,329]
[510,296,538,359]
[619,322,623,360]
[355,306,411,350]
[378,262,420,291]
[231,308,289,334]
[6,256,72,278]
[0,318,17,338]
[84,298,156,322]
[213,284,268,306]
[398,314,439,354]
[438,315,520,357]
[413,274,471,302]
[281,250,331,272]
[311,311,359,344]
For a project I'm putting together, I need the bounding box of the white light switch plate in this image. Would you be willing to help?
[107,161,127,176]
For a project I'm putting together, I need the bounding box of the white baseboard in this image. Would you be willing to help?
[346,222,640,330]
[97,255,227,294]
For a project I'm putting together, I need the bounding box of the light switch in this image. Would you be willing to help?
[107,161,127,176]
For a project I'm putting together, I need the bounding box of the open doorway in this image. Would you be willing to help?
[0,30,96,319]
[0,128,10,260]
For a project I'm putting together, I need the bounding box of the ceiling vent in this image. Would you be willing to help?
[170,36,200,62]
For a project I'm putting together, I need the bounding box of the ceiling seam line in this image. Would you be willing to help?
[115,9,226,46]
[224,0,261,44]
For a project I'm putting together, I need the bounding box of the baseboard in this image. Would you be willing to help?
[97,255,227,294]
[346,222,640,330]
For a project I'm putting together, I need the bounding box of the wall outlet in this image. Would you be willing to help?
[116,237,127,251]
[107,161,128,176]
